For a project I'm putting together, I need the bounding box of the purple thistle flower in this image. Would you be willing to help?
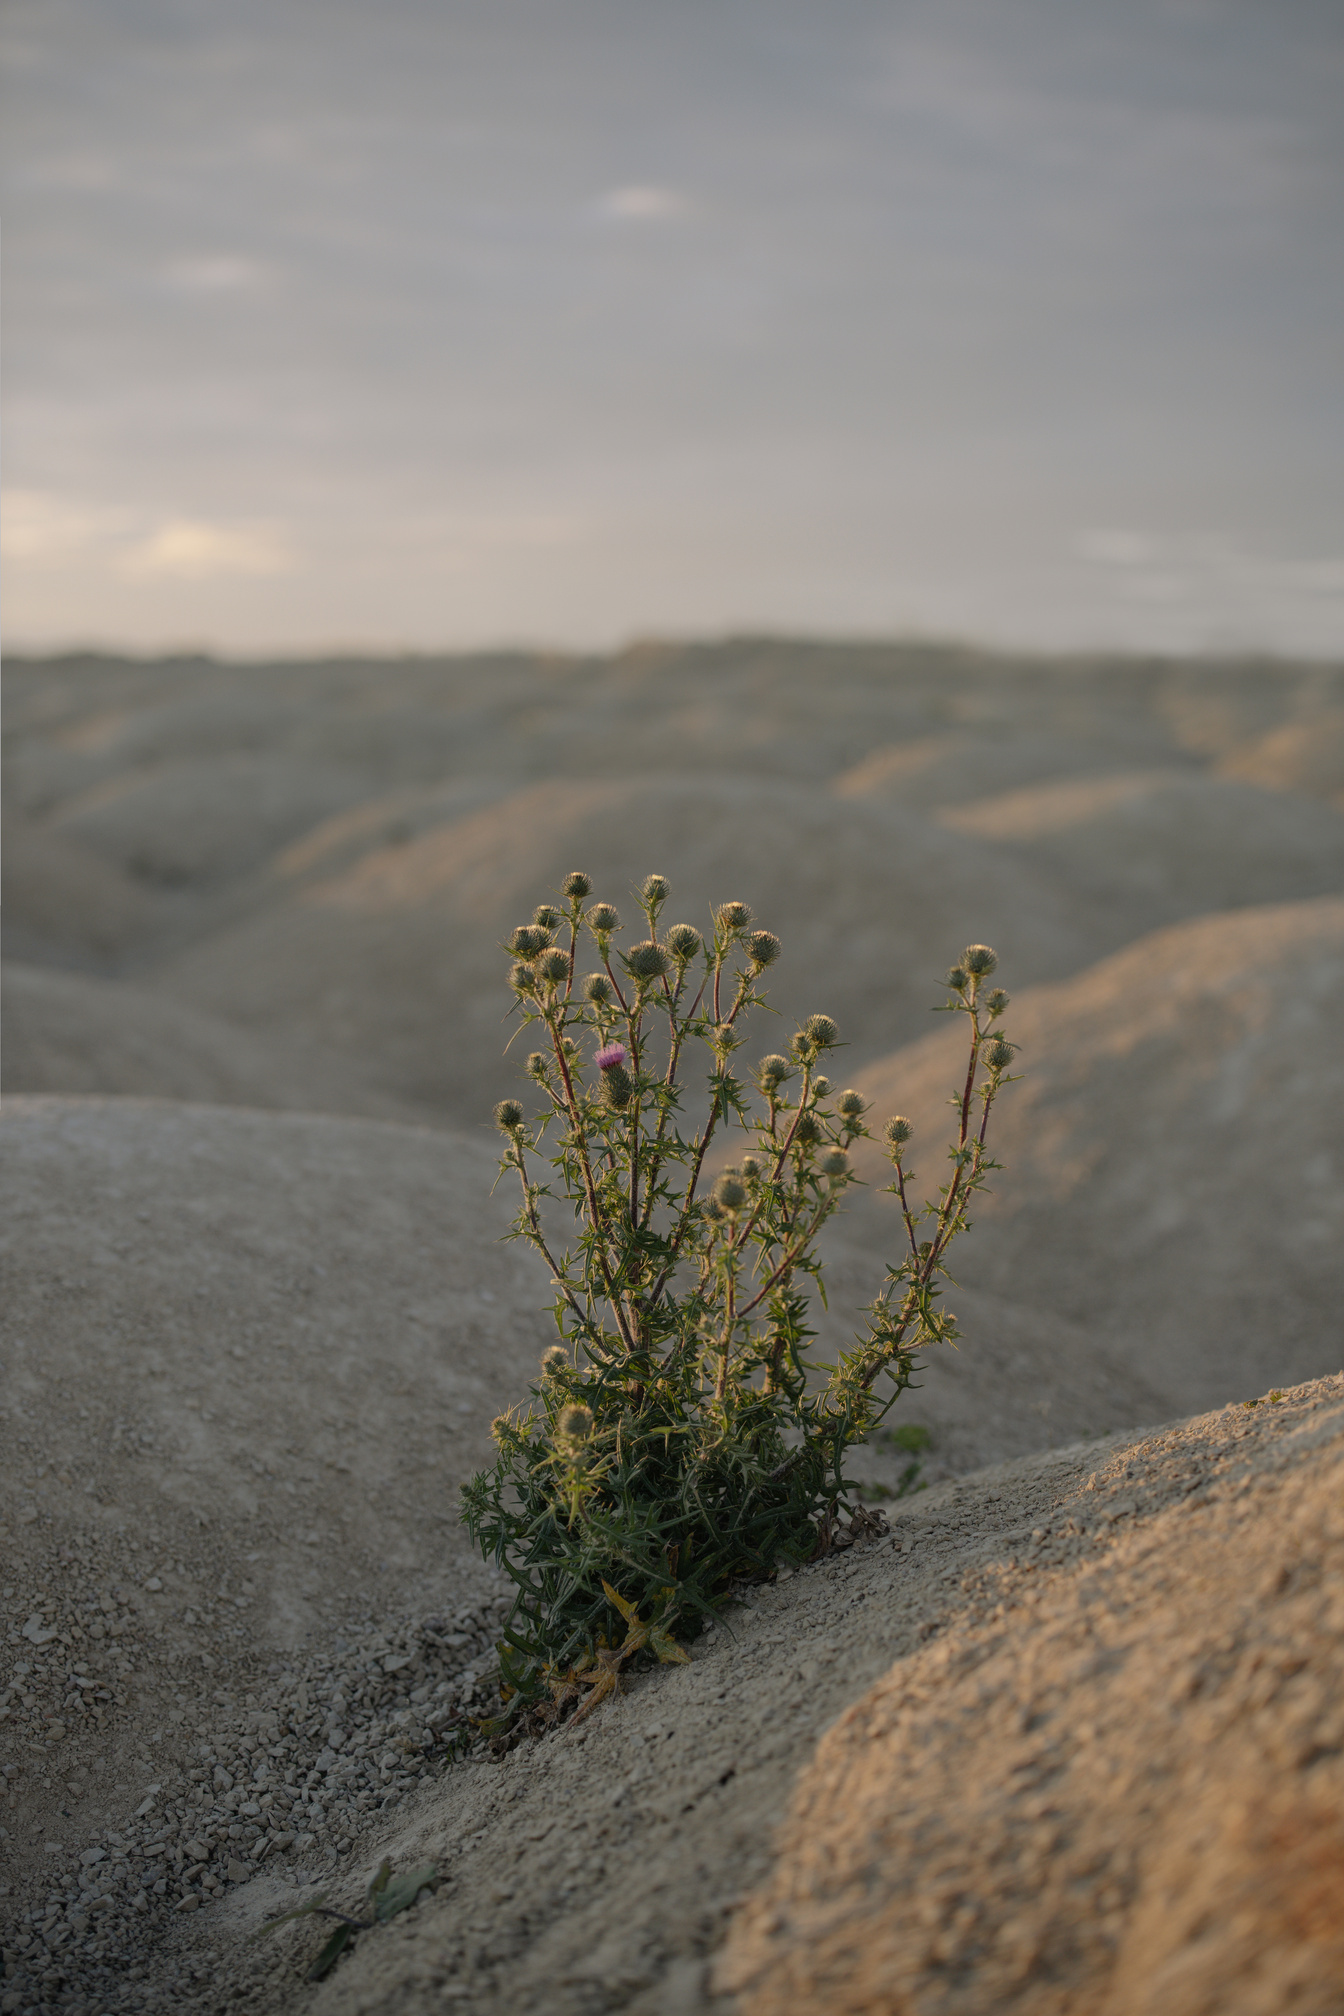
[595,1042,627,1071]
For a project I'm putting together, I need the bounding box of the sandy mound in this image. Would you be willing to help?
[1,812,154,968]
[719,1384,1344,2016]
[848,896,1344,1414]
[151,773,1095,1117]
[1,968,416,1122]
[5,645,1343,2014]
[31,1373,1323,2016]
[1218,704,1344,806]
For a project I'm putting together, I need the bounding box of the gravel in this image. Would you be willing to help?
[1,1583,509,2014]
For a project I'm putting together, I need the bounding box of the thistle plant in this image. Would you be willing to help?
[462,872,1017,1720]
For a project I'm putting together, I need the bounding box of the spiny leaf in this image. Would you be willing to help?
[307,1924,354,1981]
[374,1865,439,1922]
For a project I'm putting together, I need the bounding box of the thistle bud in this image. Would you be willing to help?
[640,873,671,908]
[493,1099,525,1132]
[664,922,702,963]
[713,1172,748,1212]
[509,962,537,995]
[983,1038,1016,1072]
[508,923,552,957]
[715,900,754,933]
[625,939,673,982]
[758,1054,792,1087]
[533,904,564,930]
[946,965,969,993]
[540,1345,568,1378]
[535,946,571,988]
[812,1076,831,1098]
[837,1090,866,1119]
[587,902,621,936]
[526,1051,551,1081]
[702,1196,727,1224]
[601,1064,633,1109]
[746,929,781,969]
[582,972,613,1005]
[555,1403,594,1451]
[883,1115,914,1149]
[804,1014,838,1048]
[562,870,593,900]
[820,1147,850,1179]
[739,1154,762,1180]
[985,988,1009,1017]
[963,944,998,978]
[793,1113,821,1148]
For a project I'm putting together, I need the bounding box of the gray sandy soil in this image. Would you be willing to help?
[4,643,1343,2014]
[23,1375,1331,2016]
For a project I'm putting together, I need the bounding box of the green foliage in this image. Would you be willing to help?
[462,875,1017,1716]
[252,1858,438,1982]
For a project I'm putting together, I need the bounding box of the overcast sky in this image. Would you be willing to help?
[3,0,1342,656]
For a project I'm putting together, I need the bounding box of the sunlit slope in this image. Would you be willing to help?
[849,896,1344,1413]
[147,775,1094,1120]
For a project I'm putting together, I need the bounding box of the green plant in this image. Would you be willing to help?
[860,1420,933,1501]
[252,1858,437,1981]
[462,873,1017,1720]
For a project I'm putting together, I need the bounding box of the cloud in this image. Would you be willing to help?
[596,185,686,222]
[1,489,125,562]
[1076,528,1158,569]
[161,256,266,294]
[117,519,293,581]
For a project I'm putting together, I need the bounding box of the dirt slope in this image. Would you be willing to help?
[142,1375,1343,2016]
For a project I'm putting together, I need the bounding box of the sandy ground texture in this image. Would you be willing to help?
[4,644,1344,2012]
[6,1373,1332,2016]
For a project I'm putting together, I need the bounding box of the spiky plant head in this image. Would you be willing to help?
[561,870,593,900]
[985,987,1009,1017]
[983,1038,1016,1072]
[793,1112,821,1147]
[640,873,671,908]
[540,1345,569,1379]
[883,1115,914,1148]
[494,1099,525,1132]
[837,1089,866,1119]
[508,922,552,957]
[963,944,998,978]
[582,972,613,1005]
[601,1063,633,1109]
[533,904,564,930]
[595,1041,627,1071]
[716,900,754,933]
[625,939,673,981]
[820,1147,850,1179]
[739,1153,761,1180]
[713,1172,748,1212]
[812,1075,831,1098]
[746,929,781,970]
[758,1053,793,1087]
[804,1013,838,1048]
[587,901,621,935]
[526,1051,551,1081]
[664,922,702,962]
[946,965,969,993]
[535,946,571,987]
[509,962,537,995]
[555,1403,594,1451]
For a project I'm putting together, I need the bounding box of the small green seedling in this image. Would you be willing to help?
[252,1857,438,1981]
